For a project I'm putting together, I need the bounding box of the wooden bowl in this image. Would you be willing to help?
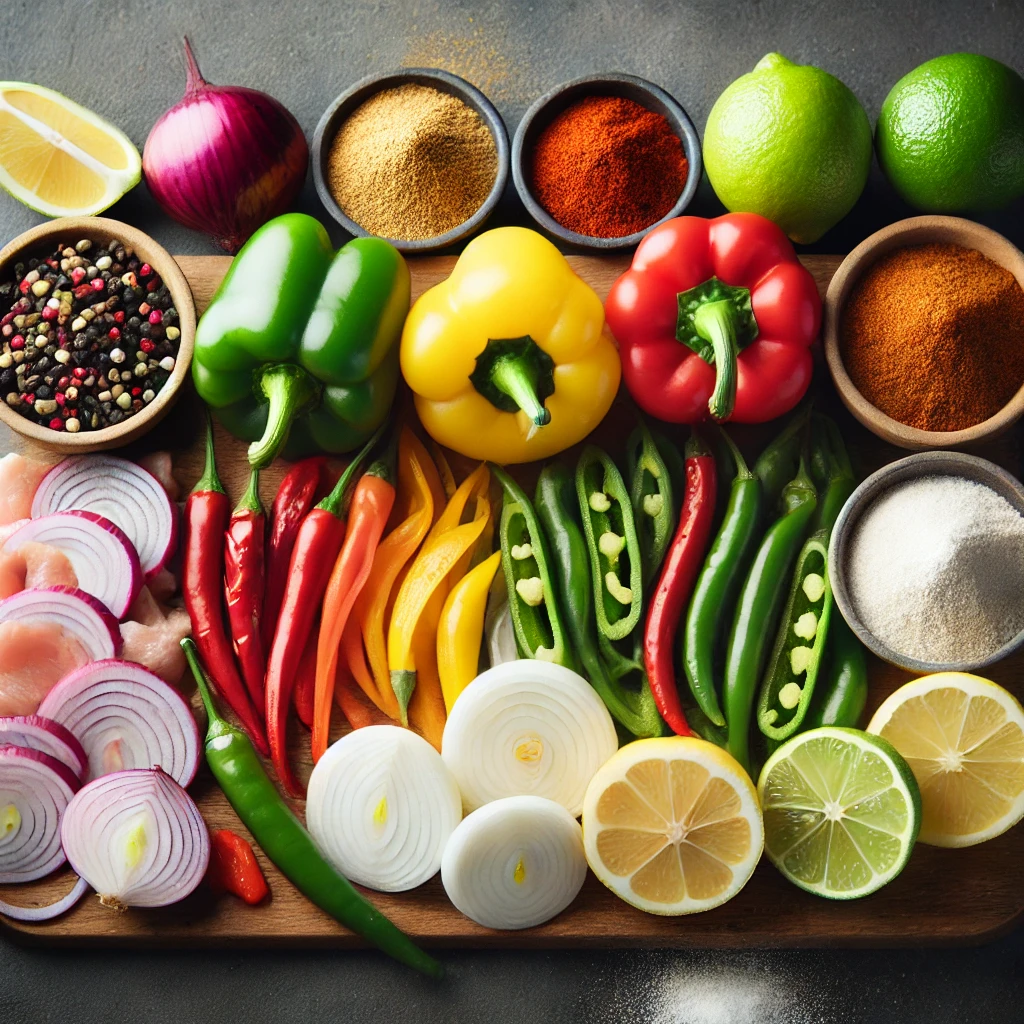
[828,451,1024,673]
[511,73,701,251]
[0,217,195,454]
[823,215,1024,450]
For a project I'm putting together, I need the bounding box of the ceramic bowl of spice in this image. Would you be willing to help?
[511,73,701,251]
[0,217,195,453]
[829,451,1024,673]
[312,69,509,253]
[824,216,1024,449]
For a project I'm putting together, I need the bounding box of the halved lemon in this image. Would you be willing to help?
[581,737,763,915]
[0,82,141,217]
[868,673,1024,848]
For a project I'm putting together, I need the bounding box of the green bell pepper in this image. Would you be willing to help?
[193,214,410,468]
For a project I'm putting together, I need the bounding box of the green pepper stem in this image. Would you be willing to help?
[193,411,225,496]
[711,423,752,478]
[693,300,740,421]
[490,356,551,427]
[315,421,388,519]
[181,638,233,740]
[234,468,262,516]
[390,670,414,726]
[248,364,321,470]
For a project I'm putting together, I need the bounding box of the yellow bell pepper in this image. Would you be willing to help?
[400,227,621,464]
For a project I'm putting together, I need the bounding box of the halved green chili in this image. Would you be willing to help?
[627,422,677,588]
[576,446,643,641]
[753,403,810,515]
[492,464,574,668]
[804,615,868,730]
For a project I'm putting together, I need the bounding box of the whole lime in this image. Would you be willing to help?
[704,53,872,243]
[877,53,1024,212]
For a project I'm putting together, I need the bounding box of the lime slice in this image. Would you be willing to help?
[757,727,921,899]
[0,82,141,217]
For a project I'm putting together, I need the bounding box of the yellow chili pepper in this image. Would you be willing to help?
[437,550,502,712]
[427,439,458,500]
[400,227,621,464]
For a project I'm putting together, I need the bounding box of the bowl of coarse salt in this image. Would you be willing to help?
[829,451,1024,673]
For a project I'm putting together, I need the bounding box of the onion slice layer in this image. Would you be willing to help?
[0,715,88,781]
[0,587,121,660]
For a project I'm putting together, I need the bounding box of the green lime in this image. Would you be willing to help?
[703,53,872,243]
[876,53,1024,212]
[757,727,921,900]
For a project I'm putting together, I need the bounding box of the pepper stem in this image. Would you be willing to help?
[315,421,388,519]
[490,356,551,427]
[248,364,321,470]
[193,411,225,496]
[389,670,415,726]
[693,300,740,421]
[711,423,752,478]
[181,638,233,740]
[234,468,262,515]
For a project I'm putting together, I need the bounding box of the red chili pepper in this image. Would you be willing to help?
[605,213,821,424]
[207,829,269,905]
[643,432,717,736]
[224,468,266,712]
[183,417,267,753]
[292,625,317,729]
[261,457,326,653]
[265,427,384,797]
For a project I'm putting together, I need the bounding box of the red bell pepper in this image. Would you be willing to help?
[605,213,821,424]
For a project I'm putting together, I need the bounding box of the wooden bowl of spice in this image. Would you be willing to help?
[312,69,509,253]
[0,216,195,453]
[824,216,1024,449]
[511,73,701,251]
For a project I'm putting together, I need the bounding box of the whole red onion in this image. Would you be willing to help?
[143,38,309,253]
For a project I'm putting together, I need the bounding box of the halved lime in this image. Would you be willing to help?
[757,727,921,899]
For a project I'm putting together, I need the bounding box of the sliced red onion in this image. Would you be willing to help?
[0,875,89,922]
[61,768,209,909]
[32,456,178,582]
[0,747,79,883]
[0,715,88,781]
[38,660,199,786]
[3,512,142,619]
[0,587,121,660]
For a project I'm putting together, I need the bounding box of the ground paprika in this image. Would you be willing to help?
[529,95,688,238]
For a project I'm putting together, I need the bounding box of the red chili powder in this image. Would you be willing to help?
[529,95,689,238]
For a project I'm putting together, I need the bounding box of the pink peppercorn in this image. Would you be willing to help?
[114,310,125,323]
[131,387,142,397]
[90,278,105,292]
[10,335,24,350]
[55,393,65,406]
[23,393,34,404]
[140,339,155,353]
[72,367,88,379]
[146,278,160,292]
[73,284,93,300]
[58,376,70,388]
[140,264,152,277]
[41,307,58,321]
[70,267,87,285]
[18,279,30,296]
[108,327,121,341]
[49,418,63,431]
[138,302,151,316]
[148,309,162,325]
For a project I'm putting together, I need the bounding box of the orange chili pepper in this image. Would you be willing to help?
[207,829,269,905]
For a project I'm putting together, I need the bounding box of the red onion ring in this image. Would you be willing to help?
[38,660,199,786]
[0,715,88,781]
[60,768,209,909]
[3,512,142,619]
[32,456,178,581]
[0,586,121,660]
[0,875,90,922]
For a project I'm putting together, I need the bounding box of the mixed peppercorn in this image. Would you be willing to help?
[0,237,180,432]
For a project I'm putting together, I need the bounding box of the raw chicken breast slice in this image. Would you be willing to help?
[138,452,181,502]
[120,587,191,686]
[0,541,78,601]
[0,454,51,525]
[0,621,90,715]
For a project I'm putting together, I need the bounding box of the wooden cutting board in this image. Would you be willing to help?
[1,254,1022,949]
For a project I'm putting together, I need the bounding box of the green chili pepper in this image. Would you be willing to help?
[492,465,574,669]
[723,459,817,773]
[756,530,834,742]
[804,616,868,730]
[626,422,677,590]
[535,463,663,738]
[181,639,441,979]
[808,413,856,537]
[683,427,761,727]
[753,403,811,515]
[576,446,643,641]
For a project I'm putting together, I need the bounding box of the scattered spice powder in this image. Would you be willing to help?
[841,243,1024,432]
[327,83,498,241]
[529,95,688,238]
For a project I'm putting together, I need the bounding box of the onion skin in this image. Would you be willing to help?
[143,37,309,253]
[0,714,88,782]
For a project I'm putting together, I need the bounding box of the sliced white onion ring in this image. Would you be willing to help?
[441,660,618,816]
[38,660,200,786]
[32,456,178,581]
[0,715,88,781]
[0,586,121,660]
[307,725,462,892]
[441,795,586,930]
[3,512,142,619]
[61,768,209,909]
[0,746,80,883]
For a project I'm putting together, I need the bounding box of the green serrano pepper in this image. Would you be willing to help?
[753,404,810,515]
[651,428,686,516]
[723,460,817,773]
[626,422,677,589]
[182,639,441,978]
[804,616,868,730]
[683,428,761,727]
[809,413,856,537]
[576,446,643,641]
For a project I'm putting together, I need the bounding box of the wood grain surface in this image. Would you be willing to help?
[2,254,1022,949]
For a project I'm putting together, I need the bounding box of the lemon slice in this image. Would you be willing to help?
[581,737,763,915]
[868,673,1024,848]
[0,82,141,217]
[758,728,920,899]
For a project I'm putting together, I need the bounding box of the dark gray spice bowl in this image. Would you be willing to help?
[312,68,510,254]
[828,451,1024,673]
[511,73,701,252]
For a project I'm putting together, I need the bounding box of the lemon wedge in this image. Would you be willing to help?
[868,673,1024,848]
[582,737,763,915]
[0,82,140,217]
